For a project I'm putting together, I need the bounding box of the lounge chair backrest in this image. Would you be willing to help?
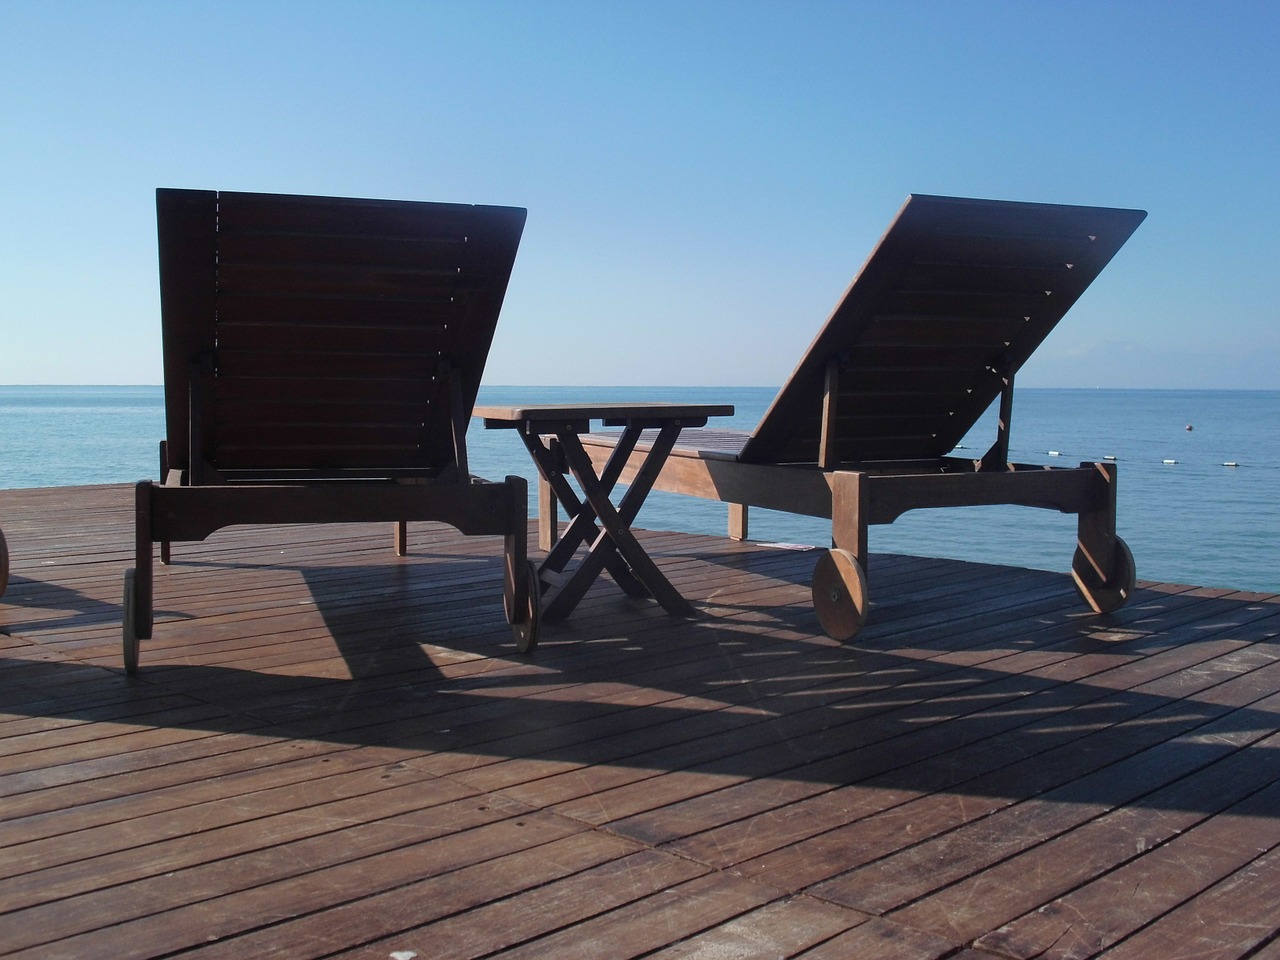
[740,195,1146,466]
[156,189,526,481]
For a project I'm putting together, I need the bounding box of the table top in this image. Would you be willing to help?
[474,402,734,427]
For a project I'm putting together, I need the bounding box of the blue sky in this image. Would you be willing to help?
[2,0,1277,388]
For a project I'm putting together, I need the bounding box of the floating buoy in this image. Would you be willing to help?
[1185,424,1194,431]
[1163,459,1178,465]
[1048,450,1061,457]
[1224,461,1239,467]
[1104,455,1117,461]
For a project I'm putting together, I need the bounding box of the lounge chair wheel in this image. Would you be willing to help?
[511,560,541,654]
[1072,536,1136,614]
[812,548,869,641]
[0,528,9,597]
[122,567,140,676]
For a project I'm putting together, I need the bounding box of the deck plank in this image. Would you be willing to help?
[1,483,1279,958]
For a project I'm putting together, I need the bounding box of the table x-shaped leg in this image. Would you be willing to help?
[518,431,648,602]
[537,423,697,621]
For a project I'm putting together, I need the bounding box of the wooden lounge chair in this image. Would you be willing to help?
[122,188,538,674]
[578,194,1146,639]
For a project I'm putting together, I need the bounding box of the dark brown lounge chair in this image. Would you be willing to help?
[578,194,1146,639]
[123,188,538,673]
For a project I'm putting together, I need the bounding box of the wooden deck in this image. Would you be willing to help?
[2,483,1280,960]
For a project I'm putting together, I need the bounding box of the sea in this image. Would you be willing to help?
[1,385,1277,595]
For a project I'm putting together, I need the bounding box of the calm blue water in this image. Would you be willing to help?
[1,385,1277,594]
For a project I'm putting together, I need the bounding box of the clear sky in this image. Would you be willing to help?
[2,0,1277,389]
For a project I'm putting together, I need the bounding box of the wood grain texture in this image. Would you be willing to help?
[1,484,1278,959]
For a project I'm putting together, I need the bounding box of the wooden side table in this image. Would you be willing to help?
[474,402,734,621]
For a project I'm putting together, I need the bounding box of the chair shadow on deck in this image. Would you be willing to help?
[5,543,1280,822]
[0,575,124,635]
[143,543,521,682]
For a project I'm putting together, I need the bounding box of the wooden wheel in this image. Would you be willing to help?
[0,528,8,597]
[511,560,541,654]
[122,568,140,676]
[812,548,869,641]
[1072,536,1136,614]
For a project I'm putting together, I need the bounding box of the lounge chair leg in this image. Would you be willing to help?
[510,560,541,653]
[830,471,869,569]
[728,503,748,541]
[502,475,540,653]
[158,440,172,564]
[126,481,155,675]
[394,520,408,556]
[538,476,558,553]
[1072,462,1135,614]
[813,471,871,641]
[122,568,140,675]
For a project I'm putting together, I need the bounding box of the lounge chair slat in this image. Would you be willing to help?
[843,344,1014,369]
[213,398,436,426]
[212,319,457,356]
[213,294,461,328]
[807,367,991,399]
[216,262,472,301]
[215,192,487,240]
[213,430,431,465]
[859,315,1030,346]
[893,261,1071,293]
[216,231,471,269]
[211,376,435,406]
[870,289,1060,321]
[213,349,451,381]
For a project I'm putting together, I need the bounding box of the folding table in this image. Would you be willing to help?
[475,402,733,621]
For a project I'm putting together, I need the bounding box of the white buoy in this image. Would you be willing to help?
[1104,455,1117,461]
[1048,450,1061,457]
[1163,459,1178,465]
[1224,461,1239,467]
